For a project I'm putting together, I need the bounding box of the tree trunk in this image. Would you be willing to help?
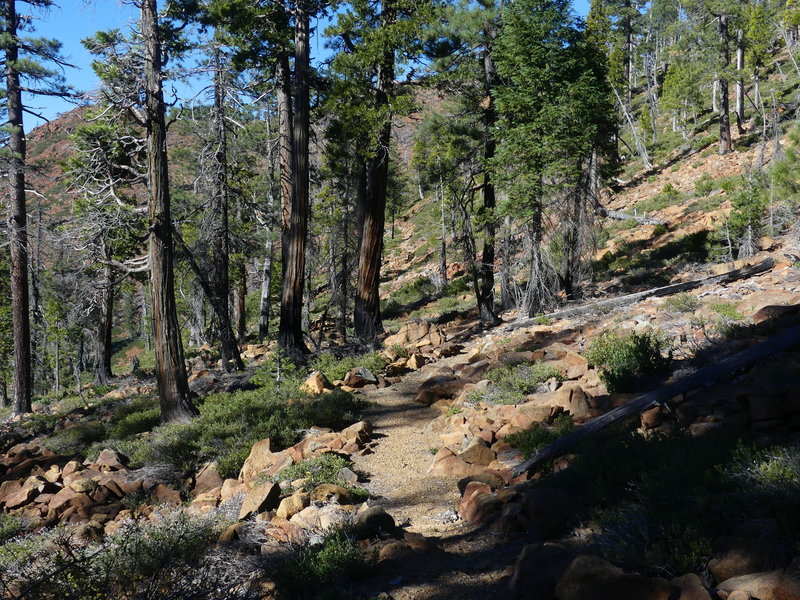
[735,28,746,134]
[279,6,310,359]
[478,43,498,324]
[94,258,115,385]
[142,0,195,423]
[718,15,733,155]
[259,251,274,340]
[236,267,246,340]
[354,2,395,344]
[210,46,244,372]
[5,0,32,416]
[500,215,515,310]
[436,157,448,291]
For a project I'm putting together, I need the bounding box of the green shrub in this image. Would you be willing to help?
[43,422,107,457]
[708,301,745,321]
[271,526,374,600]
[0,511,253,600]
[505,414,574,458]
[480,362,565,405]
[0,514,28,544]
[694,173,714,197]
[664,292,699,313]
[487,362,564,394]
[90,357,370,479]
[586,329,672,392]
[537,432,800,577]
[275,454,368,500]
[311,351,387,382]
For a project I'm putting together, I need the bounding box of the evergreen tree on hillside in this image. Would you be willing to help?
[494,0,616,312]
[0,0,73,415]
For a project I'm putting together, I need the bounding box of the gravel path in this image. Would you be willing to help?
[351,357,464,537]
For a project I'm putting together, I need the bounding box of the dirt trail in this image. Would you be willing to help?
[351,357,463,538]
[348,355,520,599]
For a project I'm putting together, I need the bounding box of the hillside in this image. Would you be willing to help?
[3,92,800,599]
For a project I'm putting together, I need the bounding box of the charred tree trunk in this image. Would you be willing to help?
[500,215,515,311]
[5,0,31,416]
[143,0,195,423]
[478,44,498,324]
[94,256,115,385]
[354,3,395,344]
[210,47,244,372]
[279,6,310,359]
[718,15,733,155]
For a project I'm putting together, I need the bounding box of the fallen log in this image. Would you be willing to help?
[597,207,667,227]
[509,258,774,330]
[511,323,800,478]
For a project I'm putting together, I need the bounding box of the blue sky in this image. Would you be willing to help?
[26,0,592,128]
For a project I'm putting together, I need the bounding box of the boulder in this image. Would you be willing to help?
[239,439,294,483]
[508,542,578,600]
[708,519,790,583]
[717,569,800,600]
[454,437,496,467]
[554,555,673,600]
[152,484,181,506]
[301,371,332,395]
[310,483,355,504]
[221,478,245,502]
[415,375,469,405]
[193,462,224,496]
[354,505,396,539]
[548,350,589,380]
[406,353,428,370]
[276,491,310,520]
[92,449,128,471]
[458,481,501,524]
[670,573,711,600]
[238,482,281,520]
[343,366,378,388]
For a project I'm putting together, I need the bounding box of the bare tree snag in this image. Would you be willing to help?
[512,323,800,478]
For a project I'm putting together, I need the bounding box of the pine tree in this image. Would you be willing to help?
[1,0,73,415]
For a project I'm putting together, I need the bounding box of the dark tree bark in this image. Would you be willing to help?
[5,0,31,416]
[477,42,498,324]
[279,7,310,359]
[500,215,515,310]
[210,46,244,372]
[142,0,195,423]
[354,39,394,342]
[94,256,115,385]
[718,14,733,155]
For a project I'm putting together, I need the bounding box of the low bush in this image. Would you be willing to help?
[310,351,387,383]
[505,414,574,458]
[481,362,565,405]
[708,301,745,321]
[275,454,368,500]
[271,526,374,600]
[586,329,672,392]
[663,292,699,313]
[87,356,371,479]
[0,511,257,600]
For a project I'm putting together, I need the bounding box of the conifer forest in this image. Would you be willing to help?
[2,0,800,598]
